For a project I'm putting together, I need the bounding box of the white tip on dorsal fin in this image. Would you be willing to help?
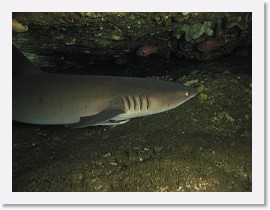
[12,45,45,79]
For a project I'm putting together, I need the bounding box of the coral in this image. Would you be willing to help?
[225,13,251,31]
[181,21,214,42]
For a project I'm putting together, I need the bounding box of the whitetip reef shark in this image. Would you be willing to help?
[12,45,197,128]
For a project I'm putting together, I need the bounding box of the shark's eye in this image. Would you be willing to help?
[185,92,189,97]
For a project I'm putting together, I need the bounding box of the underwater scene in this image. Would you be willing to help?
[12,12,252,192]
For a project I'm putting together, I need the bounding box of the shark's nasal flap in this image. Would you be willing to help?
[67,108,125,128]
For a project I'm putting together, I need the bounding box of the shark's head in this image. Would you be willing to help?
[147,83,197,114]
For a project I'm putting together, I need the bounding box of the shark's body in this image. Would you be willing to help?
[12,45,197,128]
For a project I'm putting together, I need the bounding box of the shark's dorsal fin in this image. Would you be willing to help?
[12,44,45,79]
[67,108,125,128]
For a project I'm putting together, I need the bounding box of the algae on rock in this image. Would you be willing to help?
[181,21,214,42]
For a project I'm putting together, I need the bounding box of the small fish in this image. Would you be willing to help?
[197,39,224,52]
[136,45,170,58]
[12,19,28,32]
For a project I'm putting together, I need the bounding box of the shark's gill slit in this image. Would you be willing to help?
[138,96,142,111]
[127,96,133,110]
[132,95,136,111]
[126,96,130,110]
[146,96,149,110]
[120,96,129,110]
[120,97,125,109]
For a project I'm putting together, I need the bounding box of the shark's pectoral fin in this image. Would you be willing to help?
[67,108,125,128]
[100,119,130,128]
